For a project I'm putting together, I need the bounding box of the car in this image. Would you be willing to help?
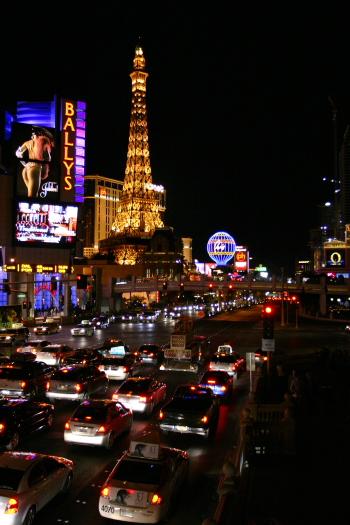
[158,385,219,439]
[91,315,110,329]
[70,322,95,337]
[13,340,51,358]
[32,321,61,335]
[0,451,74,525]
[99,432,189,523]
[137,344,163,365]
[137,310,159,323]
[97,356,137,381]
[64,399,133,449]
[34,344,76,366]
[46,364,108,401]
[0,398,55,450]
[112,377,167,415]
[208,351,246,379]
[198,370,234,400]
[60,347,102,366]
[0,327,29,346]
[0,360,54,398]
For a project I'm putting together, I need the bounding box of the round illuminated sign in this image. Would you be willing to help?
[207,231,236,265]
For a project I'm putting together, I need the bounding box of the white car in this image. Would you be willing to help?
[99,435,189,523]
[0,451,74,525]
[70,323,95,337]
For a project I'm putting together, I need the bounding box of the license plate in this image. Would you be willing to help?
[176,425,188,432]
[100,505,115,514]
[120,508,134,517]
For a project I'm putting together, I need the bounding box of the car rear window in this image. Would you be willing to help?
[51,368,84,380]
[101,357,129,366]
[0,467,23,490]
[139,345,159,353]
[111,459,164,484]
[201,372,229,382]
[168,398,213,411]
[72,404,108,422]
[210,355,239,363]
[118,379,152,393]
[0,367,31,379]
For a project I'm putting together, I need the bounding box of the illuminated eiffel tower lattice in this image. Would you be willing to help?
[107,45,165,265]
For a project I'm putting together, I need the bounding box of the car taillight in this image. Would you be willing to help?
[20,381,27,389]
[151,494,162,505]
[208,380,216,384]
[46,381,50,391]
[149,353,154,357]
[201,415,208,423]
[231,364,237,370]
[159,410,164,419]
[5,498,19,514]
[101,486,110,498]
[220,386,227,392]
[0,422,6,434]
[98,365,105,371]
[97,425,109,434]
[64,421,71,431]
[75,384,83,392]
[139,396,148,403]
[123,367,129,373]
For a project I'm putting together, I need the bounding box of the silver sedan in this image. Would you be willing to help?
[0,451,74,525]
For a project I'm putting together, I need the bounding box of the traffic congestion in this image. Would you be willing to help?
[0,305,347,525]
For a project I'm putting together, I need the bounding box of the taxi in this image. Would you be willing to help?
[99,431,189,523]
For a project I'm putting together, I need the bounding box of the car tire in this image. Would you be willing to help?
[61,472,73,494]
[23,506,36,525]
[6,431,19,451]
[105,432,115,450]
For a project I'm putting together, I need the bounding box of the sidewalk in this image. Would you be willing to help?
[218,349,350,525]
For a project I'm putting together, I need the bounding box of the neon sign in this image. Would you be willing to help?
[207,232,236,265]
[60,99,86,203]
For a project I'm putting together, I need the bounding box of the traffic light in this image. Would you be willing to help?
[77,274,88,289]
[51,276,58,291]
[262,304,275,339]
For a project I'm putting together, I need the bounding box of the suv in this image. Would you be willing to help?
[35,344,76,366]
[0,360,54,397]
[46,364,108,401]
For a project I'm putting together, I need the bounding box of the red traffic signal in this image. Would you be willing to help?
[262,304,275,317]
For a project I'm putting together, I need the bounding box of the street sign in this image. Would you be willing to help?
[246,352,256,371]
[261,338,275,352]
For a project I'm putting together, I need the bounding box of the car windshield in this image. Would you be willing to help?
[72,404,108,422]
[0,467,23,490]
[168,397,213,411]
[118,379,152,393]
[111,459,164,484]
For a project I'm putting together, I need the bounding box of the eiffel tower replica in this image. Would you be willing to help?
[99,45,165,265]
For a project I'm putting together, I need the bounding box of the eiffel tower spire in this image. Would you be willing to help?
[110,45,164,240]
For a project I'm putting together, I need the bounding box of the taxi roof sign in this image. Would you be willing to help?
[217,344,233,355]
[129,429,161,459]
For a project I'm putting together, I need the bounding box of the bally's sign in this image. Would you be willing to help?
[60,99,86,203]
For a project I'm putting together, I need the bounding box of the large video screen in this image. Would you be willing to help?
[15,201,78,246]
[13,123,59,201]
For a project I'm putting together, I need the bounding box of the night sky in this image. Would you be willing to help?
[2,6,350,275]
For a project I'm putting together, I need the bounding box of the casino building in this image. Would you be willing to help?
[0,97,86,317]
